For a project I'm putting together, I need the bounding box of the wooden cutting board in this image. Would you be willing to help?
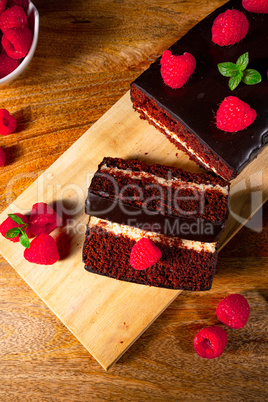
[0,91,267,370]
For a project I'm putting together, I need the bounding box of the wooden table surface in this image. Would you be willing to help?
[0,0,267,400]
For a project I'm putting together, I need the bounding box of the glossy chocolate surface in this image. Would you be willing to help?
[132,0,268,175]
[85,191,224,242]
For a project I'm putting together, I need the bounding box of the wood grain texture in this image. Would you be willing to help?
[0,89,266,371]
[0,0,267,400]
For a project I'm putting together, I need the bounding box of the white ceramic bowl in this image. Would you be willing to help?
[0,1,39,86]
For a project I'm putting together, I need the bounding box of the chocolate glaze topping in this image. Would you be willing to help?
[131,0,268,175]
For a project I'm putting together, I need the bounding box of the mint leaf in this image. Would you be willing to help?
[218,52,262,90]
[6,227,20,239]
[229,73,243,91]
[8,214,24,225]
[19,231,30,248]
[242,69,262,85]
[218,62,238,77]
[236,52,249,71]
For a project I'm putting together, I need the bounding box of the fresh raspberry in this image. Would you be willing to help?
[7,0,29,11]
[193,326,228,359]
[216,96,256,132]
[29,202,61,236]
[0,213,31,242]
[0,108,17,135]
[24,233,60,265]
[242,0,268,13]
[216,294,250,329]
[160,50,196,89]
[0,0,7,16]
[2,26,32,59]
[130,238,162,270]
[0,147,5,166]
[0,6,28,32]
[0,49,20,78]
[212,9,249,46]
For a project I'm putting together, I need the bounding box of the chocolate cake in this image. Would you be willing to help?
[130,0,268,181]
[86,157,229,242]
[82,157,230,291]
[83,216,218,291]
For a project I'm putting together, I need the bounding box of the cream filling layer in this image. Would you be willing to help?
[136,106,221,177]
[100,164,228,195]
[89,216,217,254]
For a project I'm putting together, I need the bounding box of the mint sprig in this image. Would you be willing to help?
[218,52,262,91]
[5,214,30,248]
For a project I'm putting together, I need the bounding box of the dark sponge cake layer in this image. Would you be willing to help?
[131,0,268,181]
[87,157,229,242]
[83,217,218,291]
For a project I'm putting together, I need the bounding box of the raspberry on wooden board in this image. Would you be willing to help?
[0,213,31,242]
[24,233,60,265]
[193,326,228,359]
[0,108,17,135]
[216,294,250,329]
[29,202,61,236]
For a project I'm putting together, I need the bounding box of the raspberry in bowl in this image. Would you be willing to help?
[0,1,39,86]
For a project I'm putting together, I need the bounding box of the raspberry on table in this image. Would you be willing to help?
[0,5,28,32]
[29,202,61,236]
[2,26,32,59]
[216,294,250,329]
[24,233,60,265]
[0,108,17,135]
[0,147,6,166]
[242,0,268,13]
[130,237,162,270]
[193,326,228,359]
[160,50,196,89]
[216,96,256,132]
[212,9,249,46]
[0,213,31,242]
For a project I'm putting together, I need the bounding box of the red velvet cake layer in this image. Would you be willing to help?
[87,157,229,242]
[83,217,218,291]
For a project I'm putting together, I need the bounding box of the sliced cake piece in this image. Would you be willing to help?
[82,157,230,291]
[83,216,218,291]
[86,157,229,242]
[130,0,268,180]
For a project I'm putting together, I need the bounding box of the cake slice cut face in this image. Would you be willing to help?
[83,157,230,291]
[86,157,229,242]
[131,0,268,181]
[83,216,218,291]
